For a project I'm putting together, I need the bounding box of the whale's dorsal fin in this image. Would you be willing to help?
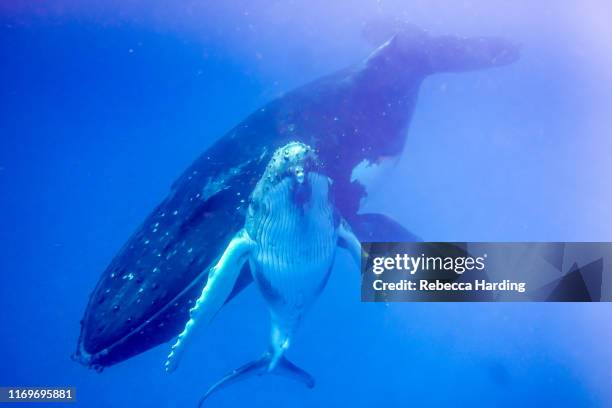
[198,354,314,407]
[165,229,254,373]
[361,17,427,47]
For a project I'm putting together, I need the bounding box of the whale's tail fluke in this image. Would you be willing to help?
[197,353,314,407]
[363,18,520,74]
[424,34,521,73]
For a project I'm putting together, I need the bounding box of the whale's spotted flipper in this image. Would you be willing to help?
[349,213,420,243]
[198,354,314,407]
[165,229,254,373]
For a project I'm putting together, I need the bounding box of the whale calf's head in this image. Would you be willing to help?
[250,142,329,209]
[265,141,319,185]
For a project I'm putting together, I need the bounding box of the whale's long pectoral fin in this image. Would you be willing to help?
[165,229,253,373]
[198,354,314,407]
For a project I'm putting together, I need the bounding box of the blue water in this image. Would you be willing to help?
[1,2,611,407]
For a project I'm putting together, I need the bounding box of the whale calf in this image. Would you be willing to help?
[74,25,519,369]
[165,142,360,405]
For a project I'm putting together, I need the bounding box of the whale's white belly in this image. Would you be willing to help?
[247,175,337,322]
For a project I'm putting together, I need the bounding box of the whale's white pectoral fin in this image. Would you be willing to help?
[165,229,253,373]
[338,219,361,268]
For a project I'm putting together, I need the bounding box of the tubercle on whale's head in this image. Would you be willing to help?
[263,141,320,186]
[248,141,324,209]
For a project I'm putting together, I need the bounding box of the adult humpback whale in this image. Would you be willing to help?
[74,26,519,369]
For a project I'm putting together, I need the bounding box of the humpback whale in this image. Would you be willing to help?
[74,25,519,369]
[165,143,360,405]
